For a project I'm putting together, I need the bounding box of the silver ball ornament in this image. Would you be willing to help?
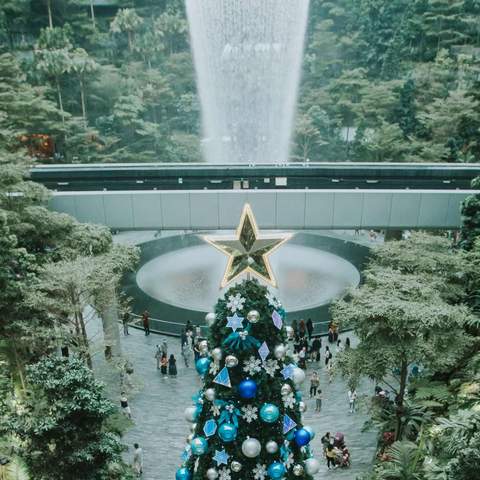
[265,440,279,454]
[187,433,194,443]
[241,437,261,458]
[280,384,292,396]
[304,458,321,475]
[204,388,216,402]
[199,340,208,352]
[205,312,216,326]
[292,367,306,385]
[293,464,304,476]
[206,468,219,480]
[299,401,307,413]
[286,325,294,338]
[211,348,223,361]
[274,344,286,360]
[184,406,197,423]
[230,461,242,472]
[247,310,260,324]
[225,355,239,368]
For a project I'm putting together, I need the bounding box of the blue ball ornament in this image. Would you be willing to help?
[218,423,237,442]
[190,436,208,455]
[238,379,257,399]
[295,390,303,401]
[267,462,286,479]
[195,357,211,376]
[260,403,280,423]
[303,425,315,440]
[294,428,311,447]
[175,467,192,480]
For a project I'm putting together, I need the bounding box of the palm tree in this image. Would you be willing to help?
[110,8,143,53]
[70,48,99,126]
[379,441,423,480]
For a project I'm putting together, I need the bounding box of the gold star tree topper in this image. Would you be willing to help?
[204,203,291,288]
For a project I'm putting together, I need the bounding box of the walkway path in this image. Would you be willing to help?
[89,321,377,479]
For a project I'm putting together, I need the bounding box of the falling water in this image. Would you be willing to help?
[185,0,310,164]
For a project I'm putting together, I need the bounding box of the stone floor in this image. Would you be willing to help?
[89,318,377,480]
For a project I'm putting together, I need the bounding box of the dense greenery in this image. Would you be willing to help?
[1,0,479,163]
[5,355,134,480]
[333,233,480,479]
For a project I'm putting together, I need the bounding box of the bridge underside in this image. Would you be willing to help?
[49,189,474,230]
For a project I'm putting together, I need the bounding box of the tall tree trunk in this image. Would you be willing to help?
[47,0,53,28]
[79,78,87,127]
[77,310,93,369]
[13,343,26,391]
[395,359,408,440]
[89,0,96,30]
[127,31,133,52]
[101,291,122,359]
[55,76,65,125]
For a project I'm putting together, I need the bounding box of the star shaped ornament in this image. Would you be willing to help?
[204,204,291,288]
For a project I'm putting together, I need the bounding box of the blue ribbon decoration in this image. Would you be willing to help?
[218,403,241,428]
[222,330,261,351]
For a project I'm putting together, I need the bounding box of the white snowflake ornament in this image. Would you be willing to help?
[284,453,295,469]
[282,392,296,409]
[253,463,267,480]
[243,356,262,375]
[209,361,220,375]
[263,359,279,377]
[265,291,281,309]
[227,293,246,313]
[218,467,231,480]
[210,403,221,417]
[241,404,258,423]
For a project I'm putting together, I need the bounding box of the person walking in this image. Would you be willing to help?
[312,336,322,362]
[195,324,202,339]
[168,354,177,377]
[122,311,130,336]
[348,388,358,413]
[142,310,150,336]
[161,339,168,356]
[326,444,336,470]
[321,432,331,454]
[325,346,332,367]
[336,339,344,353]
[299,319,306,338]
[120,392,131,419]
[306,318,313,339]
[298,346,307,369]
[315,389,322,412]
[160,353,168,376]
[132,443,143,476]
[345,337,351,349]
[182,341,193,368]
[291,319,298,338]
[154,344,162,369]
[180,329,187,348]
[309,371,320,398]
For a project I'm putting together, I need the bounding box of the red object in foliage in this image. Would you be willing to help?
[383,431,395,445]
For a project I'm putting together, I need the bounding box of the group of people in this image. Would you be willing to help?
[321,432,351,469]
[154,339,177,376]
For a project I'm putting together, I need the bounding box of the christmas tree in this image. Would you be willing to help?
[175,279,321,480]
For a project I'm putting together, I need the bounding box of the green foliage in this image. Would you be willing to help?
[5,355,134,480]
[184,279,314,479]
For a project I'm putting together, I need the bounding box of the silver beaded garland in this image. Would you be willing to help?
[247,310,260,323]
[204,388,216,402]
[293,464,304,476]
[230,461,242,472]
[225,355,239,368]
[280,384,292,396]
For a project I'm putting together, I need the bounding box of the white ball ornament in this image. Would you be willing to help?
[265,440,279,454]
[247,310,260,324]
[304,458,321,475]
[292,367,306,385]
[293,464,304,476]
[230,461,242,472]
[274,344,286,360]
[241,437,261,458]
[225,355,239,368]
[280,384,292,396]
[299,401,307,413]
[199,340,208,352]
[205,312,216,326]
[285,326,294,338]
[204,388,216,402]
[211,348,223,361]
[184,406,197,423]
[206,468,219,480]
